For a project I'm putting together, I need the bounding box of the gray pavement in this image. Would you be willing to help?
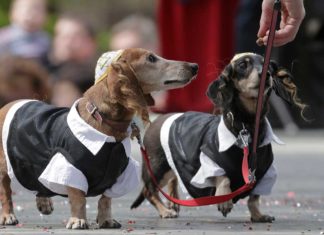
[1,130,324,235]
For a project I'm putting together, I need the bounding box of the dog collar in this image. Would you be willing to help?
[94,50,124,84]
[218,116,283,152]
[86,101,131,133]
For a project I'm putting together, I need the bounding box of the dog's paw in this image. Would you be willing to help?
[0,213,19,225]
[66,217,89,229]
[160,209,178,219]
[251,214,275,223]
[218,200,233,217]
[167,201,180,213]
[36,197,54,215]
[97,219,121,229]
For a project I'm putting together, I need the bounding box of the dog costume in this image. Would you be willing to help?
[2,100,139,197]
[161,112,283,202]
[2,50,140,198]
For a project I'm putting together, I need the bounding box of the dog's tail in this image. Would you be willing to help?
[130,190,145,209]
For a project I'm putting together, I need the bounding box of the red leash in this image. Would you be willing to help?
[135,125,255,206]
[140,142,254,207]
[137,0,280,206]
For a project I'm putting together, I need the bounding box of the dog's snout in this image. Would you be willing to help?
[190,63,199,76]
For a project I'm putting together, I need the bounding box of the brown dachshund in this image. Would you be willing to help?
[131,52,305,222]
[0,48,198,229]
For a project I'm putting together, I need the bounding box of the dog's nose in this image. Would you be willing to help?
[190,63,199,76]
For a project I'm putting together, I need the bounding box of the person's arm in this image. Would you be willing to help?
[257,0,305,47]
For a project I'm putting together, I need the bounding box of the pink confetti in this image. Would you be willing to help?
[286,191,296,199]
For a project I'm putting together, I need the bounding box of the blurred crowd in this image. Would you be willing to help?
[0,0,159,109]
[0,0,322,129]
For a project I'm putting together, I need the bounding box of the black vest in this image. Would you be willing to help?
[167,112,273,203]
[7,101,129,197]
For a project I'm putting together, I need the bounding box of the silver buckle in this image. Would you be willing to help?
[238,125,250,148]
[248,169,256,184]
[86,102,98,115]
[131,122,143,146]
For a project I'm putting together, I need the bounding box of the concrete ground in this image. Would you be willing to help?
[0,130,323,235]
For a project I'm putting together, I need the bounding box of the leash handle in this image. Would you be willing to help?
[252,0,281,166]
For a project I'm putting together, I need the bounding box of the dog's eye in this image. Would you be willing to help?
[238,61,247,70]
[147,54,157,63]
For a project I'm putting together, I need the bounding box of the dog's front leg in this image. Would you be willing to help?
[215,176,233,217]
[0,172,18,225]
[66,187,89,229]
[167,176,180,214]
[248,194,275,223]
[96,195,121,228]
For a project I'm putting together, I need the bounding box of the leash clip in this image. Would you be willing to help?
[248,169,256,184]
[131,122,143,147]
[238,125,250,148]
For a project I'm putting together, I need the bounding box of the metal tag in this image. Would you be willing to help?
[236,128,251,148]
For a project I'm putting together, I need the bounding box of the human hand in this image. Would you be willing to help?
[257,0,305,47]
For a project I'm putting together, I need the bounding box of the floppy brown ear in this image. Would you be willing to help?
[271,64,307,117]
[144,94,155,106]
[206,64,233,111]
[109,62,150,124]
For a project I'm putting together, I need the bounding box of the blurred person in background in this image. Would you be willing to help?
[50,64,93,107]
[45,14,97,107]
[45,14,97,79]
[0,0,50,64]
[0,55,50,107]
[109,14,158,52]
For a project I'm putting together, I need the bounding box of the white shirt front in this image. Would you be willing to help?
[190,116,284,195]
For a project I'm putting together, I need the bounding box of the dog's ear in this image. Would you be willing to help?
[271,63,307,117]
[206,64,233,110]
[144,94,155,106]
[109,62,150,124]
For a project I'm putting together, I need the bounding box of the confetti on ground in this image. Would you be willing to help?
[16,205,24,211]
[287,191,296,199]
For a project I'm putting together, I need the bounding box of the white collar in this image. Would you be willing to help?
[218,116,284,152]
[67,99,122,155]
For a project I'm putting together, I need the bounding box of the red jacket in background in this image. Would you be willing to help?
[157,0,238,113]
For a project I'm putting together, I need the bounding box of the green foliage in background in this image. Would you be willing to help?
[0,0,10,27]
